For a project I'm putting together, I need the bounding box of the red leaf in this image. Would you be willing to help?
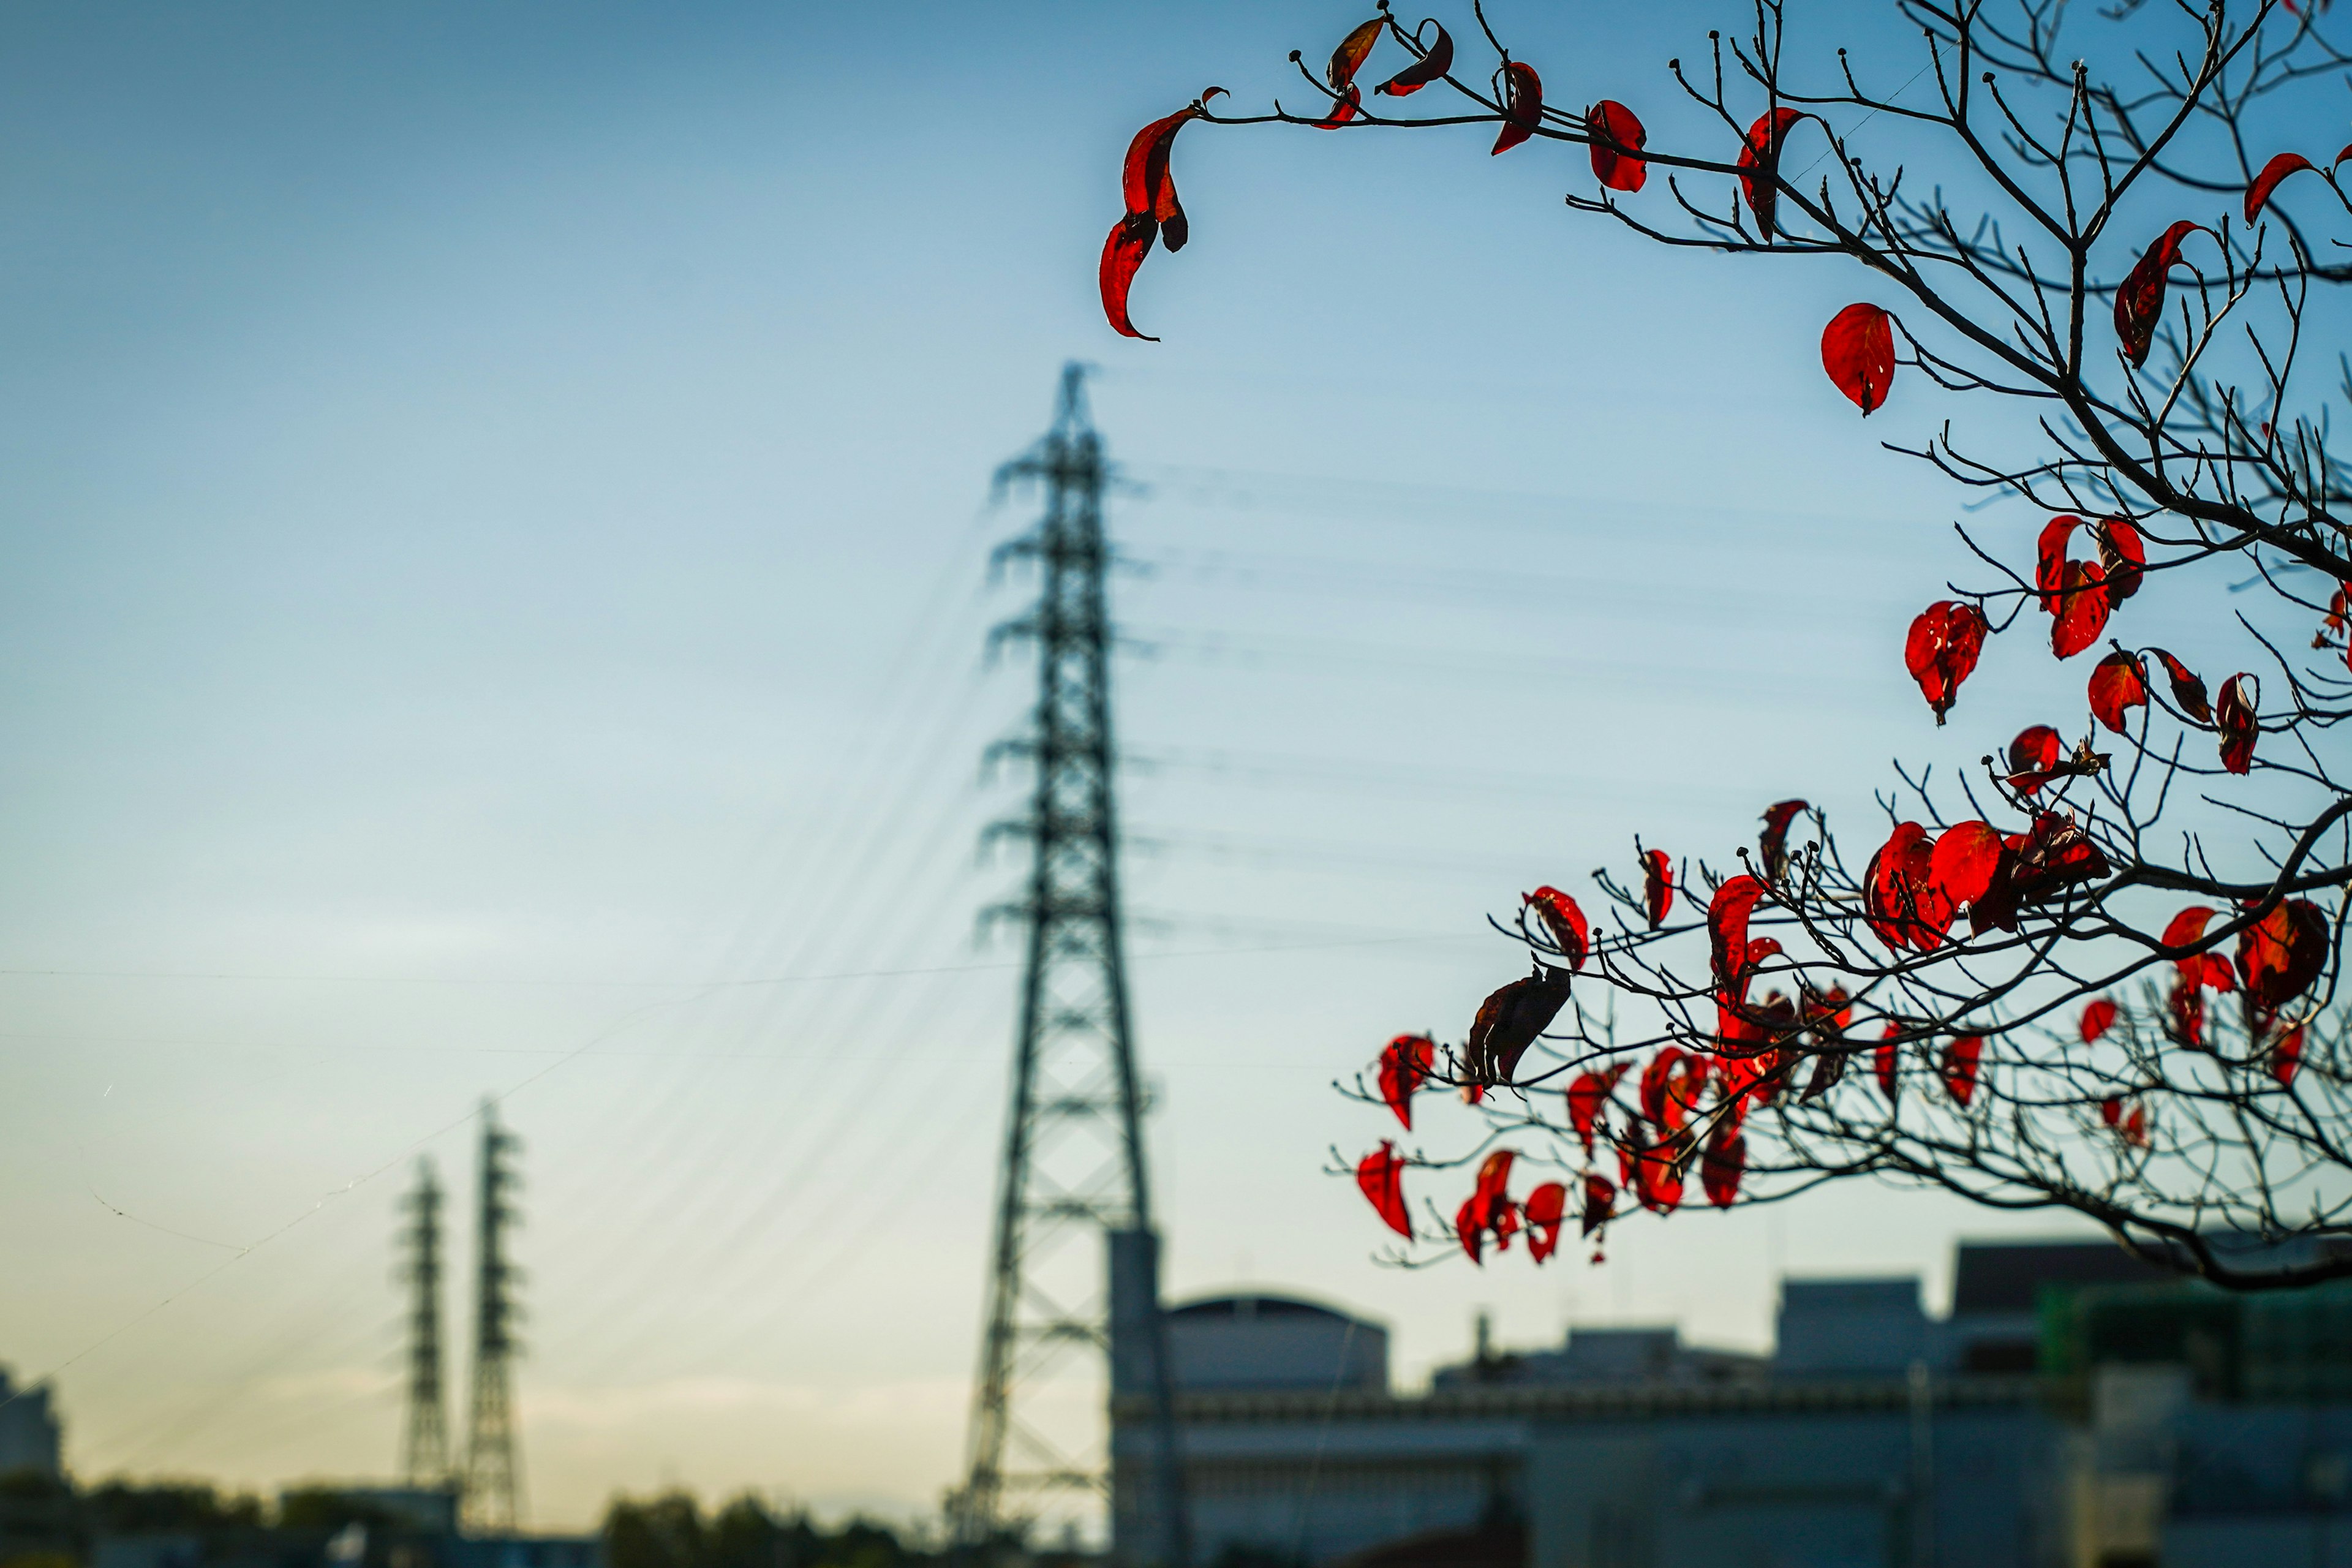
[1580,1172,1615,1237]
[1904,600,1990,724]
[1465,965,1575,1084]
[1638,1046,1688,1130]
[2125,1103,2149,1147]
[1523,1181,1567,1262]
[2167,976,2206,1049]
[2100,1094,2122,1128]
[1874,1023,1901,1100]
[1357,1142,1412,1237]
[2036,517,2082,613]
[2097,518,2146,604]
[1736,107,1807,239]
[1700,1126,1746,1208]
[1628,1139,1684,1213]
[1102,94,1224,339]
[1643,849,1675,929]
[1586,99,1648,191]
[1523,885,1591,969]
[1929,820,2003,913]
[1473,1148,1516,1207]
[2162,905,2217,953]
[1326,17,1384,91]
[1455,1197,1484,1262]
[1942,1036,1982,1106]
[1374,21,1453,97]
[2274,1025,2305,1087]
[1377,1033,1436,1129]
[2089,651,2150,734]
[1100,216,1160,341]
[2238,900,2330,1012]
[1492,61,1543,156]
[1821,303,1896,415]
[1708,875,1767,983]
[2010,725,2064,774]
[2080,998,2119,1043]
[2115,221,2207,369]
[2216,674,2259,774]
[1566,1063,1629,1155]
[2246,152,2317,224]
[2051,558,2111,659]
[2149,649,2212,723]
[1865,823,1950,951]
[1760,800,1808,881]
[1315,86,1363,130]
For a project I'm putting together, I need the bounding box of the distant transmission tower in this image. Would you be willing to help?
[954,366,1188,1566]
[463,1101,525,1532]
[398,1158,450,1487]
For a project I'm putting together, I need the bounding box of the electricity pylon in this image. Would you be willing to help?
[952,366,1188,1566]
[463,1101,525,1533]
[398,1158,450,1487]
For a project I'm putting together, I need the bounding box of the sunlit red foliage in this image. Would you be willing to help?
[1586,99,1648,190]
[1378,1033,1436,1129]
[1904,600,1988,724]
[1523,1180,1567,1262]
[1642,848,1674,929]
[1524,885,1591,968]
[2081,999,2119,1044]
[1373,21,1453,97]
[1736,107,1807,239]
[2216,674,2259,774]
[2089,651,2149,734]
[1491,61,1542,156]
[1357,1142,1411,1237]
[2115,221,2207,368]
[1821,303,1896,414]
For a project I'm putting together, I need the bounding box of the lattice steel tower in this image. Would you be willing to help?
[954,366,1188,1566]
[464,1101,525,1532]
[398,1158,450,1486]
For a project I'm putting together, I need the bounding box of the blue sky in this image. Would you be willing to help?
[0,0,2232,1531]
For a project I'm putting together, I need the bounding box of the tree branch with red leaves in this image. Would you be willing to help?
[1107,0,2352,1289]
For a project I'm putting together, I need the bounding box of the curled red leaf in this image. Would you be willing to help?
[2080,998,2119,1043]
[1821,303,1896,415]
[2010,725,2064,774]
[1567,1062,1629,1155]
[1456,1149,1520,1263]
[2238,900,2330,1012]
[1708,875,1767,984]
[1102,93,1224,339]
[1700,1126,1746,1208]
[2036,516,2081,613]
[1587,99,1648,191]
[1465,964,1575,1084]
[2089,650,2150,735]
[1643,848,1675,929]
[2216,674,2259,774]
[2051,558,2111,659]
[2246,152,2317,224]
[1760,800,1808,881]
[1357,1142,1411,1237]
[1492,61,1543,156]
[1627,1137,1684,1213]
[1326,17,1383,92]
[1374,20,1453,97]
[1904,600,1990,725]
[1929,820,2003,913]
[2097,518,2146,603]
[1523,1180,1567,1262]
[1580,1172,1615,1237]
[1942,1036,1983,1106]
[2148,649,2212,723]
[1737,107,1807,239]
[1865,823,1951,951]
[2274,1025,2305,1087]
[1100,217,1160,341]
[1524,885,1591,969]
[2115,221,2207,368]
[1377,1033,1435,1130]
[2162,905,2217,953]
[1874,1023,1901,1100]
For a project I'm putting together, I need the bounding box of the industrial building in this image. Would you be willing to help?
[1112,1239,2352,1568]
